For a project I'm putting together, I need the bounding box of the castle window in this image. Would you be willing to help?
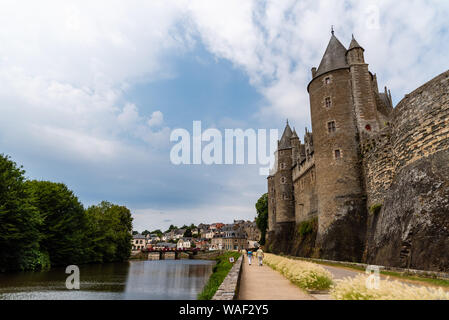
[365,124,371,131]
[282,193,289,200]
[327,121,336,133]
[325,77,331,84]
[334,149,341,159]
[280,163,286,169]
[281,177,287,184]
[325,97,332,108]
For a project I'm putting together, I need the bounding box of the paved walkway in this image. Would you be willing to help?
[238,255,447,300]
[237,255,314,300]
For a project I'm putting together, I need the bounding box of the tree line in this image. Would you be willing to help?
[0,154,133,272]
[135,224,199,239]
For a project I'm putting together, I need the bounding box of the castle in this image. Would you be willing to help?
[266,31,449,271]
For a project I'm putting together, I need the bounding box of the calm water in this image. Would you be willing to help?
[0,260,215,300]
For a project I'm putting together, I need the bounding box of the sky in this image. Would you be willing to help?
[0,0,448,232]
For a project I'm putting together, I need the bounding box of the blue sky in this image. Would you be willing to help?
[0,1,448,231]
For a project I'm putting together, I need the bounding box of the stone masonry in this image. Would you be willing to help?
[266,31,449,271]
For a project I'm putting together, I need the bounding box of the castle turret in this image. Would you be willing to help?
[269,121,296,251]
[346,34,379,134]
[307,31,367,261]
[275,121,295,225]
[290,128,300,166]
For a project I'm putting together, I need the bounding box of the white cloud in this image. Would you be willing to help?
[148,111,164,127]
[185,0,449,128]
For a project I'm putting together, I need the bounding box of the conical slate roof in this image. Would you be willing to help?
[315,34,349,78]
[291,128,298,139]
[348,34,364,51]
[279,122,293,149]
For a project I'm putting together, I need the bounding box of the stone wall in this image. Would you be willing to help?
[364,70,449,271]
[365,150,449,271]
[361,126,394,208]
[293,160,318,224]
[391,70,449,171]
[212,255,243,300]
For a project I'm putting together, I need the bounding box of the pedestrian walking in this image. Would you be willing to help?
[256,247,264,266]
[247,249,253,265]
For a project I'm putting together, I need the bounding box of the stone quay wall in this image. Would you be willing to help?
[212,255,243,300]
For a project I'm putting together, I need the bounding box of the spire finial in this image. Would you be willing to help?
[286,119,289,125]
[331,25,334,35]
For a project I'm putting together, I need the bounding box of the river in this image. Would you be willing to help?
[0,259,215,300]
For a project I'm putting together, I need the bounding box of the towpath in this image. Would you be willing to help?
[237,255,314,300]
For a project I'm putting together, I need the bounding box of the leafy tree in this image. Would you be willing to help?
[164,224,178,233]
[132,231,139,235]
[141,230,151,236]
[26,180,87,266]
[0,155,44,272]
[151,229,163,238]
[183,228,192,238]
[0,154,135,272]
[255,193,268,245]
[85,201,133,263]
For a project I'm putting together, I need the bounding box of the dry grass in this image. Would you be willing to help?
[331,274,449,300]
[264,253,333,291]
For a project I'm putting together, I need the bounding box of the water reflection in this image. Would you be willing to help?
[0,260,214,300]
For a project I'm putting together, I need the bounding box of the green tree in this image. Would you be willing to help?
[26,180,87,266]
[151,229,163,238]
[0,155,44,272]
[183,228,192,238]
[255,193,268,245]
[141,230,151,236]
[85,201,133,263]
[165,224,178,233]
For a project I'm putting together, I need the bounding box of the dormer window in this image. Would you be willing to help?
[325,97,332,108]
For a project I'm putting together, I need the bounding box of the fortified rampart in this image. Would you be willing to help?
[364,70,449,271]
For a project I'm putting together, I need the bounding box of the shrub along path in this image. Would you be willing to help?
[237,255,314,300]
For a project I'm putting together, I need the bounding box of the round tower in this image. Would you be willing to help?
[307,32,367,261]
[267,174,276,233]
[275,122,295,226]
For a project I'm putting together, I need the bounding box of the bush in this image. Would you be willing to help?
[297,218,317,237]
[331,274,449,300]
[264,254,333,291]
[197,252,241,300]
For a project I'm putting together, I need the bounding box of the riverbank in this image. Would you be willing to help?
[197,251,241,300]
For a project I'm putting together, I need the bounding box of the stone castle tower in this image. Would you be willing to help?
[267,31,449,271]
